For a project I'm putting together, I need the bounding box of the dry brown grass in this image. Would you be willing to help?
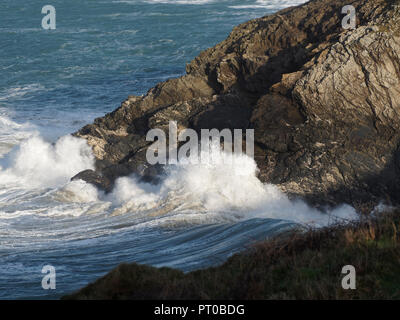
[63,210,400,300]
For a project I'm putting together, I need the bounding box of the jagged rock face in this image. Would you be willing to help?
[74,0,400,210]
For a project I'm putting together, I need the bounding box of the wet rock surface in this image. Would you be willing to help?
[74,0,400,211]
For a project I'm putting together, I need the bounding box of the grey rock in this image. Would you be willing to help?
[74,0,400,211]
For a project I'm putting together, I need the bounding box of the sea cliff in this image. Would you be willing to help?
[65,0,400,300]
[73,0,400,211]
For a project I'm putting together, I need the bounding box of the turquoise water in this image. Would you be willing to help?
[0,0,355,300]
[0,0,305,139]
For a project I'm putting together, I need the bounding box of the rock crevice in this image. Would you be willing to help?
[74,0,400,211]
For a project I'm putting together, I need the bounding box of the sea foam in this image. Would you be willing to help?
[0,134,95,188]
[0,114,357,227]
[92,145,359,227]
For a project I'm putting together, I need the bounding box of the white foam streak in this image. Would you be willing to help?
[0,84,45,102]
[143,0,217,4]
[229,0,307,9]
[140,0,307,7]
[0,114,36,157]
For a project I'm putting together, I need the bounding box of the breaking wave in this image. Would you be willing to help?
[0,133,95,189]
[0,113,358,227]
[50,141,357,227]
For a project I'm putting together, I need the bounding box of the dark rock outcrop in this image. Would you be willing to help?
[74,0,400,211]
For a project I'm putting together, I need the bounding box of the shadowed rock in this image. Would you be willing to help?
[74,0,400,211]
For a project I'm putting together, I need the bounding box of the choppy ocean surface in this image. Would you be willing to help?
[0,0,359,299]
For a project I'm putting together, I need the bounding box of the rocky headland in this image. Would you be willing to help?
[73,0,400,212]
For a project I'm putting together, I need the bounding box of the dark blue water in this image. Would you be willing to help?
[0,0,322,300]
[0,0,305,138]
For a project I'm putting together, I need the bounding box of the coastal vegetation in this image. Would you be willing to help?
[64,210,400,299]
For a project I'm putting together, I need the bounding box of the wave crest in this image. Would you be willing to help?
[0,134,95,188]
